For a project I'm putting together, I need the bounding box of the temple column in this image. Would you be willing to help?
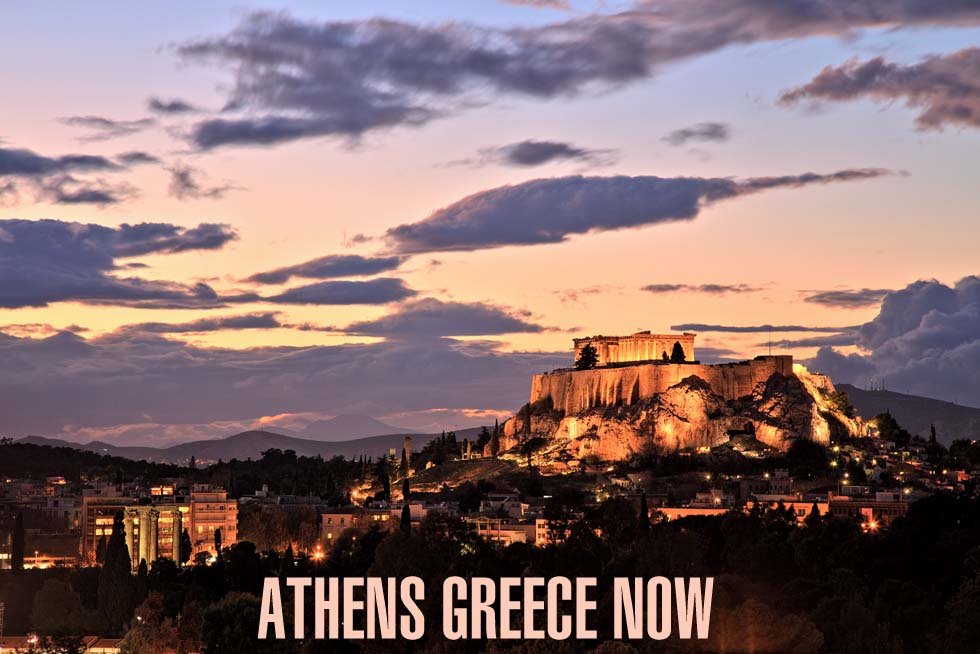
[173,510,183,565]
[148,509,159,563]
[124,510,136,567]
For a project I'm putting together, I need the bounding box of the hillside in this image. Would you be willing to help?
[839,384,980,444]
[19,429,439,464]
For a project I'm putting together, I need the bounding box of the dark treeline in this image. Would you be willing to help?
[0,440,364,499]
[3,493,980,653]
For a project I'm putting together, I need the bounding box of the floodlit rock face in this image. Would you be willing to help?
[530,356,794,415]
[495,367,865,461]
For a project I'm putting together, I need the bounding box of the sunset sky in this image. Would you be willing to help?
[2,1,979,445]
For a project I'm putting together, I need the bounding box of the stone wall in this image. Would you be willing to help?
[530,355,793,415]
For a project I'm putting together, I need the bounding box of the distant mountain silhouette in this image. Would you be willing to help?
[19,425,486,465]
[20,430,425,464]
[839,384,980,444]
[298,414,409,441]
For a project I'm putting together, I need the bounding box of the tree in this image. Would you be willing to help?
[31,579,85,636]
[376,459,391,501]
[400,504,412,535]
[98,511,136,634]
[639,493,650,531]
[402,477,410,501]
[575,343,599,370]
[188,455,197,470]
[661,351,669,362]
[11,511,25,571]
[490,426,501,458]
[278,544,294,579]
[95,535,107,564]
[670,341,686,363]
[179,528,192,566]
[875,411,911,449]
[119,593,181,654]
[399,447,409,476]
[214,527,223,556]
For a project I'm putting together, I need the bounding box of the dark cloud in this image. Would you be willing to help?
[662,122,730,146]
[115,151,161,166]
[463,140,616,168]
[148,97,200,114]
[35,175,136,206]
[0,146,120,177]
[176,5,980,148]
[764,332,859,348]
[166,162,239,200]
[267,278,416,305]
[0,145,149,206]
[118,312,283,334]
[384,170,891,254]
[0,329,567,442]
[0,219,239,308]
[342,298,549,338]
[803,287,892,308]
[246,254,405,284]
[60,116,156,141]
[810,276,980,406]
[643,283,759,294]
[780,48,980,130]
[672,323,855,333]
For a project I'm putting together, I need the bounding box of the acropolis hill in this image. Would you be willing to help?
[496,331,863,463]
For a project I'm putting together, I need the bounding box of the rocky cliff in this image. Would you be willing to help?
[492,368,865,465]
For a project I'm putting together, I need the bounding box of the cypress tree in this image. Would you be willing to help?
[402,477,410,500]
[11,512,25,571]
[400,504,412,535]
[179,528,192,566]
[95,534,107,564]
[639,493,651,531]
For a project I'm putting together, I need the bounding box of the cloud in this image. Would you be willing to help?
[60,115,156,141]
[35,175,137,206]
[166,162,239,200]
[810,276,980,406]
[643,283,759,295]
[662,122,731,146]
[175,5,980,148]
[460,140,616,168]
[0,146,120,177]
[764,332,859,348]
[115,151,161,166]
[780,48,980,130]
[267,278,416,305]
[246,254,405,284]
[117,312,283,334]
[341,298,549,338]
[672,323,855,333]
[384,169,891,254]
[0,145,147,206]
[148,97,199,114]
[803,287,892,308]
[0,218,239,308]
[501,0,570,9]
[0,329,567,442]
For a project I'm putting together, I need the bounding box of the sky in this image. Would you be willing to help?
[1,0,979,446]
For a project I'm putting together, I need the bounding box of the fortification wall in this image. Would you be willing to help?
[530,355,793,415]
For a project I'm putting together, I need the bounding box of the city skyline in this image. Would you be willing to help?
[2,1,979,444]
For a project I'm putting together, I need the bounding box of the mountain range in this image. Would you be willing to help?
[839,384,980,444]
[18,426,484,465]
